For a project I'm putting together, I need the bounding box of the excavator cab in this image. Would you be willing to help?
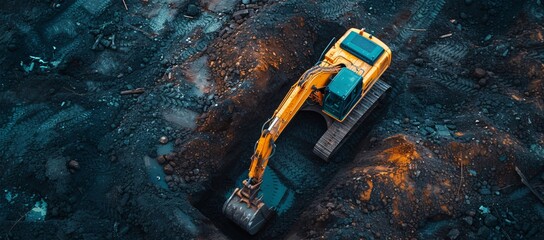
[323,30,386,121]
[323,67,363,121]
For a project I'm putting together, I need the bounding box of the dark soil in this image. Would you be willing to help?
[1,0,543,239]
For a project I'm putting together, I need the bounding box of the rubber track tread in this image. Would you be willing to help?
[313,80,390,160]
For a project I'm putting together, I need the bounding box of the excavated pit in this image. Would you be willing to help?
[195,108,386,238]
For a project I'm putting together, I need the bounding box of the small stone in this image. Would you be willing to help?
[159,136,168,144]
[484,214,498,227]
[67,160,80,173]
[186,4,200,17]
[163,164,174,175]
[463,216,473,225]
[447,228,460,239]
[473,68,487,79]
[479,187,492,195]
[233,9,249,20]
[157,155,167,165]
[477,226,491,238]
[478,78,487,86]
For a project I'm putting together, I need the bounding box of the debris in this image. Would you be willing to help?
[91,34,104,50]
[122,0,128,11]
[515,166,544,204]
[26,199,48,222]
[479,206,490,214]
[159,136,169,144]
[406,28,427,32]
[120,88,145,95]
[439,33,453,38]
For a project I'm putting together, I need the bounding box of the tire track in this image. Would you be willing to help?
[388,0,447,98]
[424,41,469,70]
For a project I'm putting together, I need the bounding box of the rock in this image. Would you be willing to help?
[233,9,249,20]
[473,68,487,79]
[435,125,451,137]
[447,228,460,239]
[163,164,174,175]
[484,214,498,227]
[463,216,473,225]
[157,155,167,165]
[477,226,490,238]
[478,78,487,86]
[67,160,80,173]
[479,187,492,195]
[186,4,200,17]
[424,126,435,135]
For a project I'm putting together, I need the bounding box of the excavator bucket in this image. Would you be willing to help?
[222,189,273,235]
[223,168,293,235]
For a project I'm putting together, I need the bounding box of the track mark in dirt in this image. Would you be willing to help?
[388,0,447,98]
[424,40,469,70]
[392,0,447,50]
[320,0,365,21]
[432,72,479,95]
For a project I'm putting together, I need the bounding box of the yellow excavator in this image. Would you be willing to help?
[223,28,392,235]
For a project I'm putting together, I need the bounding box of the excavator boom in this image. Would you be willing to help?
[223,28,392,235]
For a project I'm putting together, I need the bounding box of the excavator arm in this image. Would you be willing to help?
[223,65,341,234]
[248,65,342,183]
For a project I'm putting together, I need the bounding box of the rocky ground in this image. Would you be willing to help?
[0,0,543,239]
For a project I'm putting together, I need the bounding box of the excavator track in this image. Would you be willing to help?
[313,80,390,160]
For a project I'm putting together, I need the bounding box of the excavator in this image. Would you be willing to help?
[223,28,392,235]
